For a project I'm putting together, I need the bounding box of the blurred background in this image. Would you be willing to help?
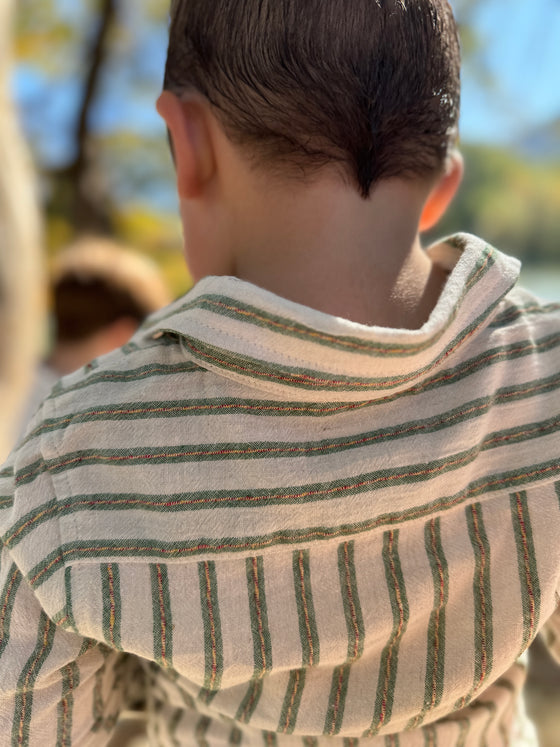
[1,0,559,743]
[9,0,560,299]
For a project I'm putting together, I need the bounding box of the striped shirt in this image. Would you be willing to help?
[1,233,559,746]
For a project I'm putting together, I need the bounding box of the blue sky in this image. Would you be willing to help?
[458,0,560,143]
[13,0,560,168]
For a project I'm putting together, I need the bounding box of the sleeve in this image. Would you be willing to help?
[0,450,139,745]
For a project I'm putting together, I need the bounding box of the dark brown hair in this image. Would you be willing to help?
[52,238,171,342]
[164,0,461,197]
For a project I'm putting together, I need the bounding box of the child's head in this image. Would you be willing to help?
[51,237,170,347]
[164,0,461,198]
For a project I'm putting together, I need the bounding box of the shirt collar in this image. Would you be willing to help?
[145,234,520,402]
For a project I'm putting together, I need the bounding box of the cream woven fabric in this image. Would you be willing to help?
[1,234,559,746]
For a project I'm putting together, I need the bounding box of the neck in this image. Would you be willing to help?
[229,174,444,328]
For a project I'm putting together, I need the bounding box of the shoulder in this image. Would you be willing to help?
[489,284,560,337]
[0,296,211,603]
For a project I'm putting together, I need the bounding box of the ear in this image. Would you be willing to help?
[419,150,464,232]
[156,91,215,198]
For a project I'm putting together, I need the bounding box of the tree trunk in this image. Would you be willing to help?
[50,0,118,235]
[0,0,44,461]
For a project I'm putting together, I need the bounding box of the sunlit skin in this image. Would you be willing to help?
[157,91,463,330]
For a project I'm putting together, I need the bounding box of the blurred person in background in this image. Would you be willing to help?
[20,236,172,429]
[0,0,44,463]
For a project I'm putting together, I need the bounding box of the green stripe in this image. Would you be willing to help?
[22,355,560,454]
[25,366,560,451]
[56,661,80,746]
[91,646,111,732]
[293,550,320,666]
[556,480,560,508]
[229,726,243,745]
[53,361,202,395]
[343,738,360,747]
[198,561,223,704]
[409,519,449,729]
[101,564,122,650]
[422,724,437,746]
[489,301,560,328]
[12,611,56,747]
[339,541,365,661]
[510,492,541,654]
[278,669,306,734]
[13,407,560,549]
[151,564,174,668]
[156,246,496,355]
[26,455,560,590]
[179,287,511,393]
[63,567,77,632]
[370,331,560,405]
[19,361,205,434]
[494,669,519,742]
[424,519,448,710]
[14,408,560,499]
[456,718,470,747]
[262,730,278,747]
[471,700,497,746]
[456,504,493,710]
[195,715,211,747]
[169,708,183,743]
[7,419,560,548]
[384,736,400,747]
[236,680,264,725]
[0,564,23,657]
[325,542,365,735]
[247,556,272,675]
[324,664,352,736]
[0,495,14,510]
[365,530,410,737]
[236,557,272,723]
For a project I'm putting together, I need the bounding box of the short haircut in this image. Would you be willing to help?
[52,237,171,342]
[164,0,461,197]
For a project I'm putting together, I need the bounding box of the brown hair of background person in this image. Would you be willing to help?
[48,236,172,376]
[164,0,461,197]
